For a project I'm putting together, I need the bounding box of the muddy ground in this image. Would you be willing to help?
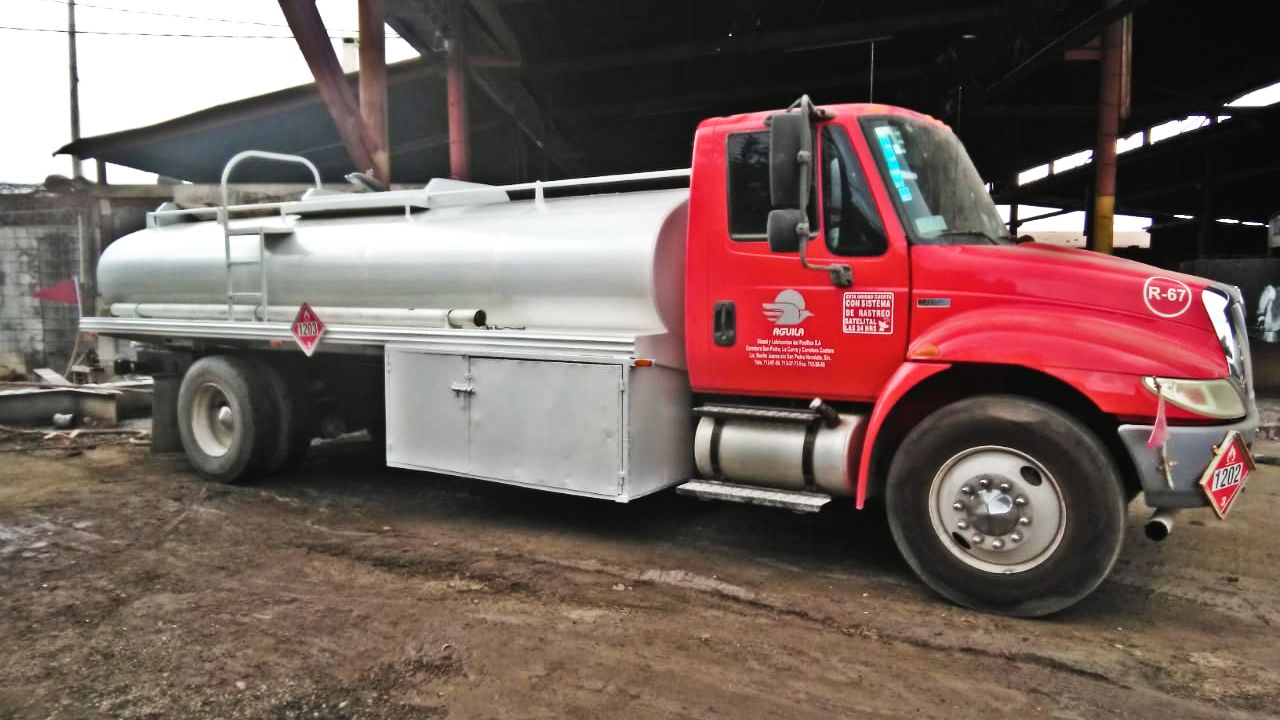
[1,439,1277,720]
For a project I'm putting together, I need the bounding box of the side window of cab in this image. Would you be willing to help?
[725,127,885,256]
[820,125,886,256]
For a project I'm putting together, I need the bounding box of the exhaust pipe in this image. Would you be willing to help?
[1144,508,1180,541]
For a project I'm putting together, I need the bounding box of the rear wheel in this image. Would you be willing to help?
[260,360,314,473]
[177,355,279,483]
[886,395,1125,617]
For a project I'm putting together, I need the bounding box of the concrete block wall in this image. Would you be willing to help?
[0,213,81,376]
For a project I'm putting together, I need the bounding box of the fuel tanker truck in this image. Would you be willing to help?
[84,97,1258,616]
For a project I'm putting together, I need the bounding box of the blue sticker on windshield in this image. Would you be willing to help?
[874,126,913,202]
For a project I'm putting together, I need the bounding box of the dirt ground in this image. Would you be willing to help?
[1,438,1277,720]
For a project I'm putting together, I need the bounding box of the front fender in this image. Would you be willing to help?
[855,361,950,508]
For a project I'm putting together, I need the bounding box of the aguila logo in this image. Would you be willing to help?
[763,289,813,326]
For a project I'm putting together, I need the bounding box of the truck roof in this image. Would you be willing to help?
[695,102,946,132]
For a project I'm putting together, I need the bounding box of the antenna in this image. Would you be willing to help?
[868,41,876,102]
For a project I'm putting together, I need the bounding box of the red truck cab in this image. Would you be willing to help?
[684,99,1257,615]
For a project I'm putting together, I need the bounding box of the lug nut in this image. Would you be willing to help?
[998,482,1012,492]
[991,540,1004,549]
[953,501,966,511]
[978,478,990,489]
[960,485,973,495]
[957,519,969,529]
[1010,532,1023,542]
[971,534,983,545]
[1018,516,1030,526]
[1014,497,1027,506]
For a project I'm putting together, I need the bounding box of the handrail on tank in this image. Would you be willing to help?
[146,165,691,223]
[218,150,323,211]
[426,168,693,202]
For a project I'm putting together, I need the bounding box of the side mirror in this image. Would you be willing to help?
[769,112,812,209]
[767,208,804,253]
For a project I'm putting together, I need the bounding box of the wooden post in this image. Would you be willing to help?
[358,0,390,183]
[67,0,83,180]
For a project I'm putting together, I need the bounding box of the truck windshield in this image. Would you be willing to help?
[860,116,1011,245]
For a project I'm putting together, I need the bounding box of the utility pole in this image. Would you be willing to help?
[67,0,83,180]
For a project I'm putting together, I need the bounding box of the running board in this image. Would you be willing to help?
[676,480,831,513]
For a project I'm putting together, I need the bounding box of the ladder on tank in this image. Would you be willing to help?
[218,151,320,321]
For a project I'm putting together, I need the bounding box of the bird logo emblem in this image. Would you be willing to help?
[763,289,814,326]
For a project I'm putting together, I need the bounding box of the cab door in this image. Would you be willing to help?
[686,119,910,403]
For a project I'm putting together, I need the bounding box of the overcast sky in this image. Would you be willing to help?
[0,0,417,184]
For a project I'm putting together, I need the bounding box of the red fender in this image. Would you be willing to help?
[855,361,951,508]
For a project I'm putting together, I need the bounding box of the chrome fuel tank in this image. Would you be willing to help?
[98,188,689,337]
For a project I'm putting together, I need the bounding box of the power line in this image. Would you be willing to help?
[0,25,397,40]
[28,0,302,29]
[22,0,401,37]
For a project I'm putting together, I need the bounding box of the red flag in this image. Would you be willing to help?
[1147,389,1168,449]
[33,277,80,306]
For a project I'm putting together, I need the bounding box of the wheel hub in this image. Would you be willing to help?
[191,382,236,458]
[929,446,1066,574]
[961,477,1020,536]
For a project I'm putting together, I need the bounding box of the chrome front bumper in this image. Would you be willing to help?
[1117,407,1258,509]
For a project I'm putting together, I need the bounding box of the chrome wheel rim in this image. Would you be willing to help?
[928,446,1066,574]
[191,382,235,458]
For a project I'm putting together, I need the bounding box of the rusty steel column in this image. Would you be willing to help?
[358,0,390,184]
[1090,1,1126,254]
[279,0,377,176]
[447,25,470,180]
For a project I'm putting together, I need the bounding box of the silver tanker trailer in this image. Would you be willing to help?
[90,151,699,500]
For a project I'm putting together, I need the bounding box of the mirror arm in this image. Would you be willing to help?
[791,136,853,288]
[772,94,852,288]
[791,218,854,288]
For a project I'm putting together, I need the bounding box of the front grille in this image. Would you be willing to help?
[1228,294,1256,402]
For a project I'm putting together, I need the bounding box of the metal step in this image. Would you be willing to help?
[228,291,264,299]
[692,404,819,424]
[676,480,831,513]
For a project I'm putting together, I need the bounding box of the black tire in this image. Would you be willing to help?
[259,360,314,473]
[885,395,1125,617]
[177,355,279,483]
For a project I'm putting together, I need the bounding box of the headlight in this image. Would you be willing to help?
[1142,376,1246,420]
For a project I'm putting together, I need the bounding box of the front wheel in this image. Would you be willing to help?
[886,395,1125,617]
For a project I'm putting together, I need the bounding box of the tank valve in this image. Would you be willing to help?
[808,398,841,428]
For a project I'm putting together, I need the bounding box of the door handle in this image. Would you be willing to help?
[450,381,475,395]
[713,300,736,346]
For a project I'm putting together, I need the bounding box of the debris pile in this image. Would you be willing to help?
[0,423,150,456]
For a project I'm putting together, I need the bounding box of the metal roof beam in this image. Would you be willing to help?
[389,0,582,175]
[971,104,1271,119]
[985,0,1156,97]
[549,65,931,121]
[467,0,521,62]
[521,6,998,76]
[278,0,380,178]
